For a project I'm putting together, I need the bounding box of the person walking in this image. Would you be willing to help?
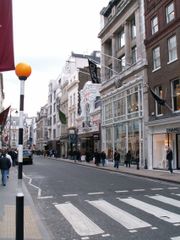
[125,150,131,167]
[0,151,11,186]
[94,149,100,166]
[101,150,106,167]
[166,146,173,173]
[114,149,120,169]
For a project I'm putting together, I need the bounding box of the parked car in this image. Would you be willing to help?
[16,149,33,165]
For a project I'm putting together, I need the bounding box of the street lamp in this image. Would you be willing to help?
[15,62,31,240]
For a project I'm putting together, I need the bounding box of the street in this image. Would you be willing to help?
[23,156,180,240]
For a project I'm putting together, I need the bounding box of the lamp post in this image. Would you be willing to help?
[15,62,31,240]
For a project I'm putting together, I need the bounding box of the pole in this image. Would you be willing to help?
[16,79,25,240]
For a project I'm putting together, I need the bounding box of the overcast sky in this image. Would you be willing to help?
[3,0,109,116]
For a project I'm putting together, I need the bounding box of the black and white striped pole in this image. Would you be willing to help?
[15,62,31,240]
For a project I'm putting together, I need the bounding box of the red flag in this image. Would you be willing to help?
[0,106,10,131]
[0,0,15,72]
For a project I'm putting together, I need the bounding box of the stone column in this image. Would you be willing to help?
[124,21,131,66]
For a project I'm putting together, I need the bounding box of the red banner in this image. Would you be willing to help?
[0,0,15,72]
[0,106,10,131]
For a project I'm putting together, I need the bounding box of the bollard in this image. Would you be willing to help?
[16,192,24,240]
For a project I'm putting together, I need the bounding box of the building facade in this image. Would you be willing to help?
[145,0,180,169]
[59,51,100,158]
[77,81,101,159]
[36,104,48,152]
[99,0,148,166]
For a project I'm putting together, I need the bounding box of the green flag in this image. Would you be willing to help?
[58,110,67,124]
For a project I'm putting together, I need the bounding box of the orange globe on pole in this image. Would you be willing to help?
[15,62,32,79]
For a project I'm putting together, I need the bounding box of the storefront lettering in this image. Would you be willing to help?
[166,128,180,133]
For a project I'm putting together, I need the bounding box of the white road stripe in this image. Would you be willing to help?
[55,202,104,236]
[118,197,180,223]
[88,192,104,195]
[115,190,129,193]
[38,196,53,199]
[147,195,180,208]
[151,188,163,191]
[133,189,145,192]
[87,199,151,230]
[171,236,180,240]
[62,194,78,197]
[168,187,179,190]
[102,233,110,237]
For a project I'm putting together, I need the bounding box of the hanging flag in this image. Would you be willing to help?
[58,110,67,124]
[149,87,165,106]
[0,106,11,132]
[88,59,100,84]
[0,0,15,72]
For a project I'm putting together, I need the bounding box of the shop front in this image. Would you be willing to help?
[148,116,180,170]
[101,80,144,166]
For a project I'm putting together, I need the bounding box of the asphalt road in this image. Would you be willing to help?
[23,156,180,240]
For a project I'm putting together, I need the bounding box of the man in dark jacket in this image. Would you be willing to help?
[0,152,11,186]
[114,149,120,168]
[166,146,173,173]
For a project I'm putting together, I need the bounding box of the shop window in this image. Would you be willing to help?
[105,102,113,120]
[127,92,138,113]
[128,120,139,161]
[172,79,180,111]
[106,127,113,159]
[153,134,172,169]
[114,98,125,118]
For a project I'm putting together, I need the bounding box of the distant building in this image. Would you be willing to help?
[36,104,48,152]
[59,51,100,158]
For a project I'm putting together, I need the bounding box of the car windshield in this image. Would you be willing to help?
[23,150,30,156]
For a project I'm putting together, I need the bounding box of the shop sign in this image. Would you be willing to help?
[166,127,180,133]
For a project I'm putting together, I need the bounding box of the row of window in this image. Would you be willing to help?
[152,34,177,70]
[151,1,175,35]
[154,79,180,115]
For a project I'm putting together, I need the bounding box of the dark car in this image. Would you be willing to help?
[23,149,33,164]
[16,149,33,165]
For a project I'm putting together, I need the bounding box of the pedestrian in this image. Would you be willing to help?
[0,151,11,186]
[5,150,12,178]
[94,149,100,166]
[101,150,106,167]
[114,149,120,169]
[166,146,173,173]
[125,150,131,167]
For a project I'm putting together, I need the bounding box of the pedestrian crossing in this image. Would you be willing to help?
[54,193,180,239]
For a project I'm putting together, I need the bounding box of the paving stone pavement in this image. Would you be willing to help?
[0,167,52,240]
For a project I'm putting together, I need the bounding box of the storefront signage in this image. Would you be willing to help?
[166,128,180,133]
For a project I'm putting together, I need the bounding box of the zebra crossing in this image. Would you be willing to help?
[55,192,180,239]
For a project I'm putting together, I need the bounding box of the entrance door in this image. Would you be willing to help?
[177,135,180,169]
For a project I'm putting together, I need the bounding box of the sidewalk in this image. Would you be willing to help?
[0,167,52,240]
[56,157,180,184]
